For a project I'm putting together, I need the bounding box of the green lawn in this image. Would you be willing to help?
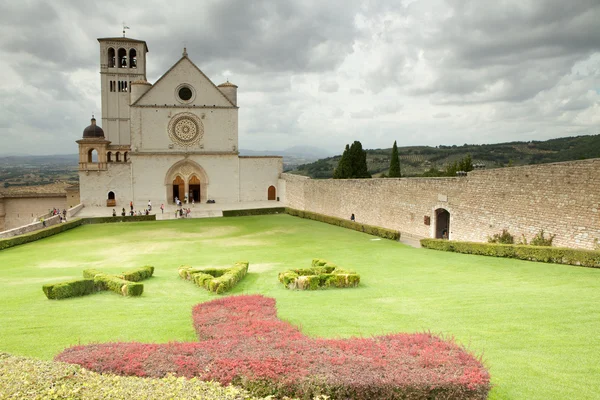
[0,214,598,399]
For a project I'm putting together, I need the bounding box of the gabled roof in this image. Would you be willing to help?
[132,55,236,107]
[98,37,149,52]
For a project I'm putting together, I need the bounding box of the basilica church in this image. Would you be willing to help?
[77,36,282,208]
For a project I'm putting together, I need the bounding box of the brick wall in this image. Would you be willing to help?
[282,158,600,250]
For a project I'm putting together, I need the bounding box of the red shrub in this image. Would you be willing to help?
[56,295,490,399]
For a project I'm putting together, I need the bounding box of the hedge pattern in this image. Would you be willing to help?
[83,269,146,297]
[279,258,360,290]
[42,278,96,300]
[0,352,263,400]
[285,207,400,240]
[421,239,600,268]
[179,262,249,294]
[42,267,154,299]
[222,207,285,217]
[56,295,491,399]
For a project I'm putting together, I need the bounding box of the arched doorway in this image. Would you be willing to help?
[435,208,450,239]
[107,191,116,207]
[268,185,276,200]
[165,160,209,204]
[189,175,201,203]
[172,176,185,203]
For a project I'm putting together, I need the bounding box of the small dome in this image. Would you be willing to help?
[83,117,104,138]
[218,81,238,88]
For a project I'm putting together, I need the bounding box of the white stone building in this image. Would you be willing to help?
[77,36,282,209]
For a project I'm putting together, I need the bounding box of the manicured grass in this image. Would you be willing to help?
[0,214,598,399]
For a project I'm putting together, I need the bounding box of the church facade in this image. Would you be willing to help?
[77,36,282,208]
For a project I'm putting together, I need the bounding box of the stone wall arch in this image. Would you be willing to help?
[164,160,209,204]
[431,205,453,240]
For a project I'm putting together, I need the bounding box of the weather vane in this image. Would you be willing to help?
[122,22,130,37]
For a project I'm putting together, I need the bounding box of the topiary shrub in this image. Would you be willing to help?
[278,259,360,290]
[42,279,96,300]
[179,262,249,294]
[118,266,154,282]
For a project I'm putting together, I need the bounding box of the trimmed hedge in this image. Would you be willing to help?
[0,219,84,251]
[83,269,144,296]
[83,215,156,224]
[279,258,360,290]
[42,278,96,299]
[285,207,400,240]
[421,239,600,268]
[222,207,285,217]
[0,352,263,400]
[119,266,154,282]
[1,215,156,252]
[179,262,249,294]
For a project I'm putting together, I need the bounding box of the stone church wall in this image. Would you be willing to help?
[132,154,240,205]
[282,158,600,250]
[239,157,283,202]
[78,163,132,208]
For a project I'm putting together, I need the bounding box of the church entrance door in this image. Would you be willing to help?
[189,175,201,203]
[173,176,185,203]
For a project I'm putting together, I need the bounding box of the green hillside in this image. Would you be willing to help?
[288,134,600,178]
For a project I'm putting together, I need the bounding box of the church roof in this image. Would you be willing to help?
[82,117,105,139]
[218,81,238,88]
[97,37,149,52]
[131,54,237,108]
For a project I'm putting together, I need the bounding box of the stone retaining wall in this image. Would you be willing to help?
[282,158,600,250]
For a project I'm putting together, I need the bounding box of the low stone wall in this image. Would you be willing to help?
[281,158,600,250]
[0,204,84,239]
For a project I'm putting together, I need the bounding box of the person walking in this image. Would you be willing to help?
[130,201,133,211]
[148,200,152,211]
[160,204,164,214]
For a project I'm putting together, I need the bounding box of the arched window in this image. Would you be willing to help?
[107,48,116,67]
[117,48,127,68]
[129,49,137,68]
[123,152,128,162]
[87,149,98,163]
[108,191,115,200]
[115,152,121,162]
[107,151,112,162]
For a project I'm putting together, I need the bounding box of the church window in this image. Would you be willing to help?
[107,48,116,68]
[116,152,121,162]
[179,86,193,101]
[108,191,115,200]
[118,48,127,68]
[107,152,112,162]
[123,152,128,162]
[87,149,98,163]
[129,49,137,68]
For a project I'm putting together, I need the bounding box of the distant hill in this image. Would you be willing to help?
[240,146,334,170]
[289,134,600,179]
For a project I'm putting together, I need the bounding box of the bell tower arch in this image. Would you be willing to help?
[98,36,149,146]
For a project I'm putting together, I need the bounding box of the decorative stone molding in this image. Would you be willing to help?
[168,112,204,148]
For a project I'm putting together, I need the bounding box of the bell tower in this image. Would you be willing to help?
[97,36,148,146]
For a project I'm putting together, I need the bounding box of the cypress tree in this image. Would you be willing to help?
[388,140,401,177]
[333,144,351,179]
[349,141,370,178]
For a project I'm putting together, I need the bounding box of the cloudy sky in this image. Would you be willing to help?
[0,0,599,155]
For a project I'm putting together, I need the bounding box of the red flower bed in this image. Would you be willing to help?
[56,295,490,399]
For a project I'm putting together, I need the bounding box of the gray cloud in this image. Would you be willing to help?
[0,0,598,155]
